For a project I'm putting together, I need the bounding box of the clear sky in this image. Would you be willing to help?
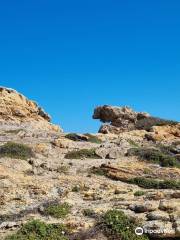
[0,0,179,132]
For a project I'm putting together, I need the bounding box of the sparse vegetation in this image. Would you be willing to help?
[65,149,101,159]
[128,177,180,189]
[5,129,24,134]
[57,165,69,174]
[44,203,71,219]
[0,142,34,160]
[83,208,95,217]
[127,147,180,168]
[90,166,106,176]
[103,210,149,240]
[136,117,178,131]
[5,219,68,240]
[85,134,103,144]
[127,139,139,147]
[134,190,145,196]
[65,133,87,142]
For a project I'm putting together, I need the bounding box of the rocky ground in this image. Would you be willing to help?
[0,87,179,240]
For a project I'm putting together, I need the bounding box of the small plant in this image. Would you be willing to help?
[44,202,71,219]
[127,139,139,148]
[65,149,101,159]
[103,210,149,240]
[5,219,68,240]
[90,167,106,176]
[0,142,34,160]
[85,134,102,144]
[83,208,95,217]
[134,190,145,196]
[72,185,80,192]
[57,165,69,174]
[143,168,152,174]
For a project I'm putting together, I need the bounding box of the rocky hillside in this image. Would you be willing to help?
[0,88,180,240]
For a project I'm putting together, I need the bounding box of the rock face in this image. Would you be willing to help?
[93,105,150,134]
[0,87,62,132]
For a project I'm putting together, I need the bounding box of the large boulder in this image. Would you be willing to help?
[93,105,179,134]
[93,105,149,134]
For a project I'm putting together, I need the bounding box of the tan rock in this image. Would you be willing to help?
[0,87,62,132]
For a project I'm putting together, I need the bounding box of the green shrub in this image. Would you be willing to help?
[5,219,68,240]
[85,134,102,144]
[103,210,149,240]
[127,148,180,168]
[136,117,178,131]
[65,149,101,159]
[0,142,34,160]
[65,133,87,142]
[134,191,145,196]
[128,177,180,190]
[44,203,71,219]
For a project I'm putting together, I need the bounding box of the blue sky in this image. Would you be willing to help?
[0,0,179,132]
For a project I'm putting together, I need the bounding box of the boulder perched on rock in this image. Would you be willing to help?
[93,105,178,134]
[0,87,62,132]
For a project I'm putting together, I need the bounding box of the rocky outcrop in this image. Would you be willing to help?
[0,87,62,132]
[93,105,150,134]
[93,105,179,134]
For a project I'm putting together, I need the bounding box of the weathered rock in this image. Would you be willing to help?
[93,105,149,133]
[146,211,170,221]
[129,202,157,213]
[0,87,62,132]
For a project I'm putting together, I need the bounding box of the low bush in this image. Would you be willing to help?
[136,117,178,131]
[134,191,145,196]
[90,166,106,176]
[5,219,68,240]
[127,147,180,168]
[128,177,180,190]
[65,149,101,159]
[0,142,34,160]
[85,134,102,144]
[44,203,71,219]
[83,208,95,217]
[103,210,149,240]
[65,133,87,142]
